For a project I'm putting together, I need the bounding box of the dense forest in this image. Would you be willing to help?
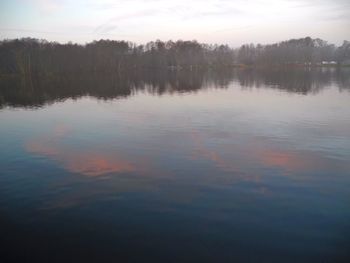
[0,37,350,74]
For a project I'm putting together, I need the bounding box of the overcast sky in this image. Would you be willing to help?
[1,0,349,46]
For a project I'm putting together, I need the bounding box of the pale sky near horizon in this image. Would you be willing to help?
[0,0,349,47]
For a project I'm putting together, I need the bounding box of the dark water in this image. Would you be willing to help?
[0,68,349,263]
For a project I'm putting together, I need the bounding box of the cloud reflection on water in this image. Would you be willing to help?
[26,124,137,176]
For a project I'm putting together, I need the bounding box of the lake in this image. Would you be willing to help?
[0,68,349,262]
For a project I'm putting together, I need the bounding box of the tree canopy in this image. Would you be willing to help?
[0,37,349,75]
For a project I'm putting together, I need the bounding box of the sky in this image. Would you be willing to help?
[0,0,349,46]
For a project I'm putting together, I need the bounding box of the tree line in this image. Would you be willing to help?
[0,37,349,74]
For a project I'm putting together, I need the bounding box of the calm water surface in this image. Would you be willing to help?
[0,69,350,262]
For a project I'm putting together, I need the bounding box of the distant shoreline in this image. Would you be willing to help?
[1,37,349,75]
[1,64,350,77]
